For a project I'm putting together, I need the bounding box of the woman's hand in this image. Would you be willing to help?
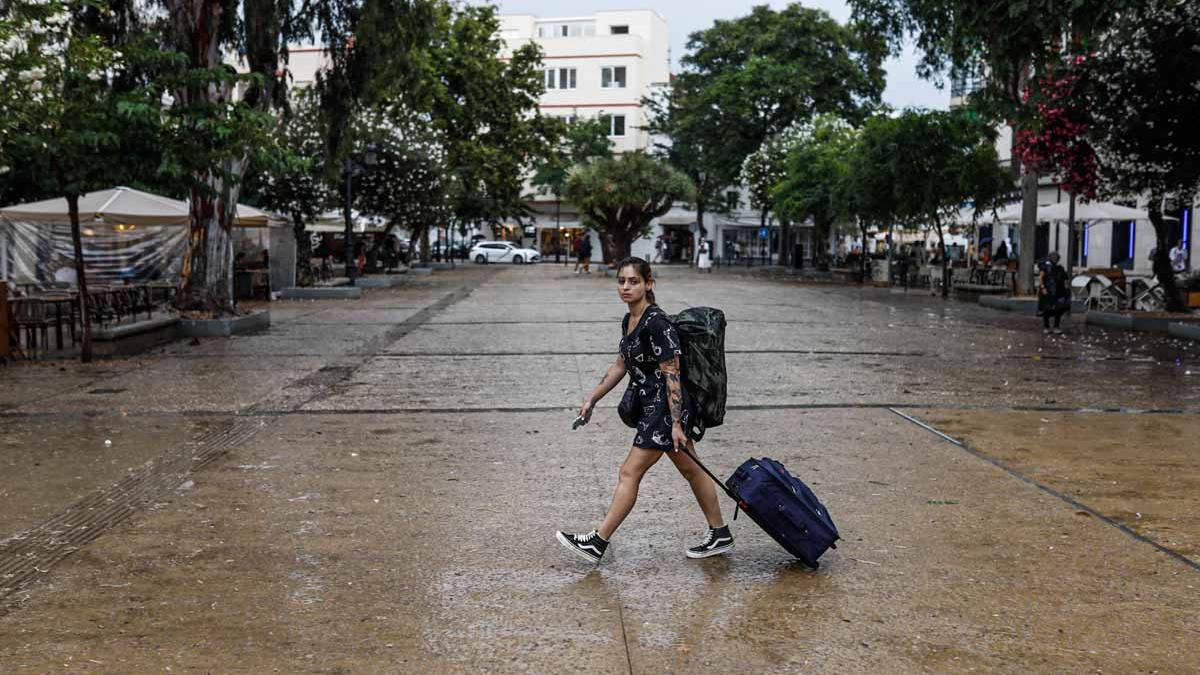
[579,396,595,421]
[671,422,687,453]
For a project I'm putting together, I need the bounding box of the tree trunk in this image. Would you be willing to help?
[420,226,430,262]
[609,228,635,262]
[293,212,313,287]
[177,174,238,315]
[860,222,869,282]
[1017,171,1039,295]
[597,229,613,266]
[167,0,242,316]
[936,223,950,299]
[66,194,93,363]
[1148,196,1183,312]
[695,192,706,267]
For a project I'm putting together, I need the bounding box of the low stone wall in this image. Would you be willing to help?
[280,286,362,300]
[178,310,271,338]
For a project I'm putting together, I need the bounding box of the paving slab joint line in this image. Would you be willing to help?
[887,407,1200,574]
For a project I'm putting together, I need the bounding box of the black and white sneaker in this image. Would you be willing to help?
[686,525,734,559]
[556,529,608,563]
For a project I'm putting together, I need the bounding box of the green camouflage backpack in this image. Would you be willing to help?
[670,307,728,441]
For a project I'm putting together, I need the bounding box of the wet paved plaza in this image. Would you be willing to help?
[1,264,1198,673]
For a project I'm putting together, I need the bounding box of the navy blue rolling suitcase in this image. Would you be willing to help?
[684,449,839,568]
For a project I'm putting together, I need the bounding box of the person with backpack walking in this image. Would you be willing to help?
[1038,251,1071,335]
[556,257,731,563]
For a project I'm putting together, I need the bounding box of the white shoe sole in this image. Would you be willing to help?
[556,531,602,564]
[686,542,734,559]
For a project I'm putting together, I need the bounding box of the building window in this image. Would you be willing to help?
[601,66,627,89]
[544,69,556,90]
[601,114,626,137]
[560,24,569,37]
[1111,220,1135,269]
[563,114,578,124]
[610,25,629,34]
[725,191,740,211]
[537,26,546,38]
[558,67,576,90]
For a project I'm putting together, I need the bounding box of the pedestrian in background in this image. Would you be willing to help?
[1170,239,1187,274]
[1038,252,1071,335]
[579,235,593,274]
[697,240,712,273]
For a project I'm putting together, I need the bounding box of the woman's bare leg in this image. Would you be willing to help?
[667,441,725,528]
[597,447,663,540]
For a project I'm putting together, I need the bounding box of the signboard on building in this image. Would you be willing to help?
[758,227,769,240]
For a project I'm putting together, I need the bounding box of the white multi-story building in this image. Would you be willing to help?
[498,11,674,261]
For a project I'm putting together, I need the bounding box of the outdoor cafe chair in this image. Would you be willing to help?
[38,290,78,347]
[15,297,52,356]
[1130,279,1166,312]
[86,287,119,327]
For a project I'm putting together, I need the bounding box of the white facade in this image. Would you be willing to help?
[498,11,669,155]
[499,11,681,262]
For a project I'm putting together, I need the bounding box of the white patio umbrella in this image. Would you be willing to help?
[952,202,1030,224]
[1035,200,1149,222]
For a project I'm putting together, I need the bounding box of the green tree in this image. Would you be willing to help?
[531,117,611,198]
[355,104,453,253]
[647,2,885,264]
[741,125,801,259]
[874,110,1012,298]
[849,0,1130,293]
[1086,0,1200,312]
[530,116,612,242]
[2,0,162,362]
[310,0,441,273]
[255,90,334,287]
[426,3,551,247]
[771,116,857,270]
[564,153,695,262]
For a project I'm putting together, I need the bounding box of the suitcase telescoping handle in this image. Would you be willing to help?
[680,446,737,502]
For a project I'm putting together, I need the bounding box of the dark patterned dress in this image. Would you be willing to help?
[619,305,697,451]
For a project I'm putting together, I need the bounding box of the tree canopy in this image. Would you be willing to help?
[564,153,694,262]
[772,115,858,263]
[1086,0,1200,310]
[646,2,885,244]
[531,117,612,201]
[877,109,1011,295]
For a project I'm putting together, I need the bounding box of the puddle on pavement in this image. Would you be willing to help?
[910,409,1200,563]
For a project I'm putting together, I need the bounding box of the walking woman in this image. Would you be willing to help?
[556,257,731,563]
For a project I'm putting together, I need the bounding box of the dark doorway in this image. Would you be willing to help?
[1035,222,1050,262]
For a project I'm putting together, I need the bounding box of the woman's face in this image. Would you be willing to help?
[617,266,650,304]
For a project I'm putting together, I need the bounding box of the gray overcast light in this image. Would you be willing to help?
[487,0,949,111]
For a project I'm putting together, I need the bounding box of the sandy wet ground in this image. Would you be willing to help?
[1,264,1198,673]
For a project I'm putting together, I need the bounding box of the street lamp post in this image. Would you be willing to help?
[342,143,379,286]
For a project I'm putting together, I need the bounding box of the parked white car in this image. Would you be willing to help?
[470,241,540,265]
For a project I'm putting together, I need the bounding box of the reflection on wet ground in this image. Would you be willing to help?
[0,265,1197,673]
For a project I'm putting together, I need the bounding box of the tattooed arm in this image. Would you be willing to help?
[580,355,627,419]
[660,356,687,452]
